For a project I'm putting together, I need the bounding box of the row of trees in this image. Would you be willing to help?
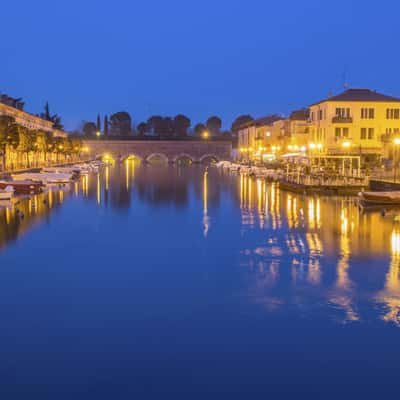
[0,115,82,172]
[80,112,255,139]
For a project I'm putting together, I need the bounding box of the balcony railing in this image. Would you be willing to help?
[332,116,353,123]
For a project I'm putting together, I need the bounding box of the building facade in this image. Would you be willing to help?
[238,115,282,161]
[309,88,400,161]
[0,98,67,138]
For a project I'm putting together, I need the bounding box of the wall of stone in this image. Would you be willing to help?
[83,140,232,162]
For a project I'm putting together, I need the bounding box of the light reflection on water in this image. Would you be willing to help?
[2,160,400,395]
[0,161,399,329]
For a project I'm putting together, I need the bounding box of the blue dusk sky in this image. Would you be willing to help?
[1,0,399,130]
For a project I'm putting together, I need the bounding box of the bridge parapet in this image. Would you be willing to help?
[83,140,232,163]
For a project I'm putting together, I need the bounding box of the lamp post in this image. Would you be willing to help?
[393,138,400,183]
[342,140,352,176]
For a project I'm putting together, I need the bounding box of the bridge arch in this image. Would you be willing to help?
[199,154,220,164]
[96,153,116,162]
[173,153,194,164]
[121,154,143,162]
[146,153,169,164]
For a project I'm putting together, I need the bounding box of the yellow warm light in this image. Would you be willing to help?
[300,146,306,152]
[316,143,323,150]
[288,145,293,150]
[309,143,316,150]
[96,131,101,137]
[202,131,209,139]
[394,137,400,145]
[342,141,351,149]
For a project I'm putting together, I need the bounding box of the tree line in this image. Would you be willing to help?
[0,108,82,172]
[80,112,256,139]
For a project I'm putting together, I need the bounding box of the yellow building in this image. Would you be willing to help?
[238,115,282,161]
[0,101,67,138]
[270,109,310,153]
[309,88,400,161]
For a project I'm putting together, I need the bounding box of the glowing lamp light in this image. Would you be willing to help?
[316,143,323,150]
[202,131,209,139]
[342,141,351,149]
[288,145,293,151]
[300,146,306,152]
[394,138,400,145]
[309,143,316,150]
[96,131,101,137]
[266,131,271,137]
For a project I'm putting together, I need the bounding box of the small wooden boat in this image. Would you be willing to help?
[358,191,400,206]
[0,186,14,200]
[0,180,43,195]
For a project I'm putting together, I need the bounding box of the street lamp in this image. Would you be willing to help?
[96,131,101,138]
[202,131,209,140]
[342,140,351,149]
[394,138,400,182]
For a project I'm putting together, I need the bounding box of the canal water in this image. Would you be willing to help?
[0,161,399,399]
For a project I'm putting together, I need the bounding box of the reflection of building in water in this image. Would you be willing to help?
[236,176,399,323]
[375,229,400,325]
[327,200,359,322]
[0,189,67,250]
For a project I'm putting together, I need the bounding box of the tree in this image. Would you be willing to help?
[96,114,101,134]
[41,102,64,130]
[194,123,207,137]
[160,117,174,138]
[0,115,18,171]
[35,130,49,165]
[83,122,97,137]
[109,111,132,136]
[173,115,191,138]
[231,115,254,134]
[71,138,83,155]
[137,122,147,137]
[147,116,164,136]
[206,116,222,136]
[17,127,35,167]
[104,115,109,137]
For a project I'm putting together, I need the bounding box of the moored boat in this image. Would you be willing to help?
[12,172,73,184]
[0,186,14,200]
[0,180,43,195]
[358,191,400,206]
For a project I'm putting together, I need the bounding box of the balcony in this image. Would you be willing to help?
[332,116,353,123]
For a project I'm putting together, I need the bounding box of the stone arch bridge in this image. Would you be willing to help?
[83,140,232,163]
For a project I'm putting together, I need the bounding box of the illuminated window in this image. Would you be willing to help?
[336,108,351,118]
[387,108,400,119]
[361,127,374,139]
[361,108,374,119]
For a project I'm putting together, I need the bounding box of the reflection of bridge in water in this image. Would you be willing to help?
[83,140,232,163]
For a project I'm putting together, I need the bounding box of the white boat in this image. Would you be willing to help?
[229,163,241,172]
[358,191,400,206]
[42,166,80,175]
[12,172,73,184]
[0,186,14,200]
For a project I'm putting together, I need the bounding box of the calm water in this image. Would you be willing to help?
[0,162,400,399]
